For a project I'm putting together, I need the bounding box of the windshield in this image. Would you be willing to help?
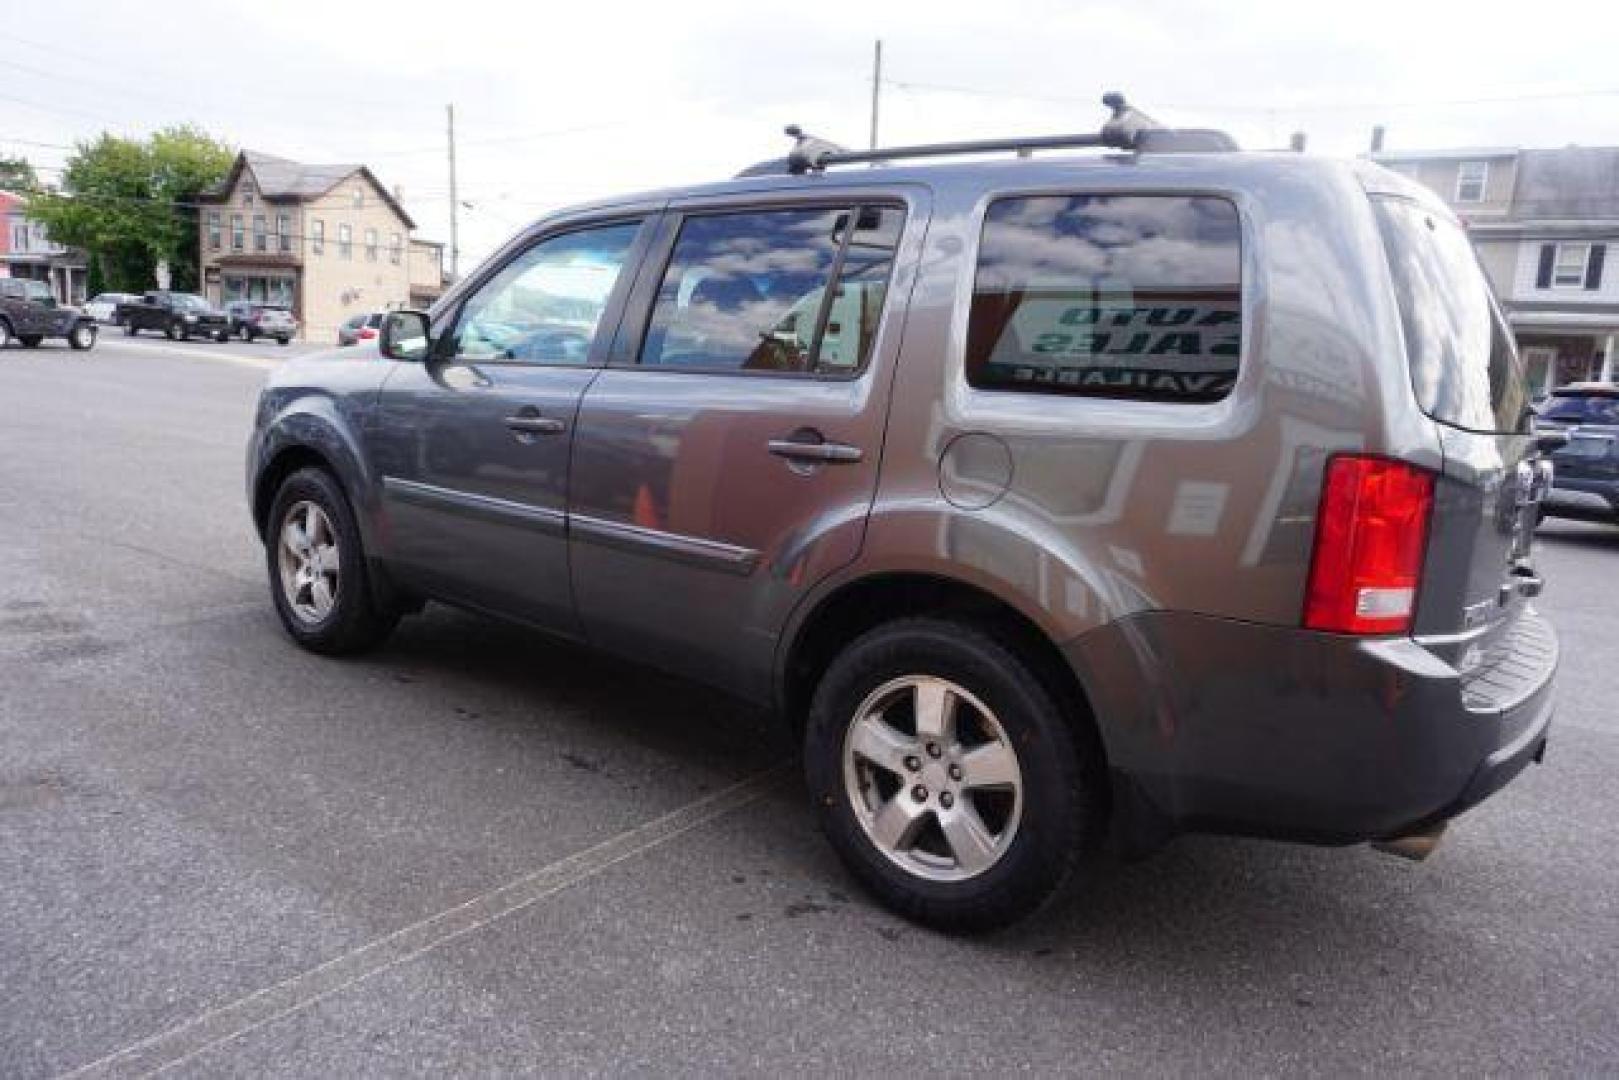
[1542,393,1619,426]
[173,294,211,312]
[1374,198,1528,434]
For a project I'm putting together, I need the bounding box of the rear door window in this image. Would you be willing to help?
[1374,198,1529,433]
[966,194,1242,402]
[638,205,902,376]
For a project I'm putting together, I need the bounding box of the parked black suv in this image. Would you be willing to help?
[115,291,231,342]
[1538,384,1619,522]
[0,278,97,351]
[247,97,1558,931]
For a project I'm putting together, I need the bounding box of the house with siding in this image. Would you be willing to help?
[0,189,88,304]
[197,151,446,341]
[1373,145,1617,394]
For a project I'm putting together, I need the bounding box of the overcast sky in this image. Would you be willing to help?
[4,0,1616,269]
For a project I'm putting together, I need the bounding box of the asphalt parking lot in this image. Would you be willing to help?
[3,336,1617,1077]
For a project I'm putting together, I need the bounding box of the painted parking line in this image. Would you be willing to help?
[105,339,281,371]
[59,768,782,1080]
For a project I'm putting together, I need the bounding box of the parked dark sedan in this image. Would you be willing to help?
[1538,384,1619,523]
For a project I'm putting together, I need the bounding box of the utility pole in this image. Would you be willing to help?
[446,103,460,281]
[869,40,882,150]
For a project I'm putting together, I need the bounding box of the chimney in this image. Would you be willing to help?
[1370,125,1386,153]
[1289,132,1307,153]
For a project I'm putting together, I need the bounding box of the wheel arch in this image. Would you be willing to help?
[778,571,1107,770]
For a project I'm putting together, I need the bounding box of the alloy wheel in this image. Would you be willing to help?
[842,675,1023,882]
[276,500,342,624]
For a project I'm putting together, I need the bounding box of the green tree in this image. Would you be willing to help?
[28,126,234,293]
[0,156,40,192]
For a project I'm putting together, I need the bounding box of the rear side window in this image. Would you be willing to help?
[1542,393,1619,425]
[966,195,1242,402]
[1374,198,1528,433]
[639,205,902,375]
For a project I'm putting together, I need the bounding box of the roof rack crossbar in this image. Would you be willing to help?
[735,92,1238,178]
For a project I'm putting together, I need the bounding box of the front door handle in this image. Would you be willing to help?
[505,414,565,435]
[767,437,864,464]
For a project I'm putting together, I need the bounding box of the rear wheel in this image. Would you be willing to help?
[124,321,138,336]
[214,329,229,343]
[0,319,13,348]
[276,336,290,346]
[804,617,1103,933]
[18,334,42,348]
[266,467,398,655]
[166,321,184,341]
[239,325,254,341]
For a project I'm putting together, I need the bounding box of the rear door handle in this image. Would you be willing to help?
[767,438,864,464]
[505,414,565,435]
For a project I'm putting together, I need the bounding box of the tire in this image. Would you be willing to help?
[18,334,42,348]
[214,329,229,343]
[265,467,399,655]
[276,336,290,346]
[0,319,12,348]
[166,321,183,341]
[124,321,138,336]
[68,324,96,351]
[804,617,1103,933]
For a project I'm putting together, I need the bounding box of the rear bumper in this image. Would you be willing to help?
[1064,607,1557,847]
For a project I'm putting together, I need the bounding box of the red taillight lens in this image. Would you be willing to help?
[1303,455,1435,635]
[359,327,378,339]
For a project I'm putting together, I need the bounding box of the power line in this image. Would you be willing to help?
[880,76,1619,115]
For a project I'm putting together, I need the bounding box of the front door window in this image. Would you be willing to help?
[448,222,642,366]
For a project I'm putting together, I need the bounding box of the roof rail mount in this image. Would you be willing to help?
[735,93,1239,178]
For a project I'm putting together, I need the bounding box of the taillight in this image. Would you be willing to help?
[359,327,378,339]
[1303,455,1435,635]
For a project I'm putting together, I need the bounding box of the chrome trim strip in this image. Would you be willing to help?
[570,513,760,576]
[382,477,565,537]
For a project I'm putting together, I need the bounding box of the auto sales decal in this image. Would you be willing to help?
[981,289,1241,401]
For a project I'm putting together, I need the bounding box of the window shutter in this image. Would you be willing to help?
[1536,244,1555,288]
[1586,244,1606,290]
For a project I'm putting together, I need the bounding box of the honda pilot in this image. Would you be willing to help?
[247,96,1558,931]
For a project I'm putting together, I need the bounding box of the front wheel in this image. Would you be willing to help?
[276,336,290,346]
[239,325,253,341]
[68,324,96,351]
[18,334,42,348]
[166,321,183,341]
[0,320,13,348]
[124,321,138,336]
[214,329,229,343]
[804,618,1103,933]
[266,467,398,655]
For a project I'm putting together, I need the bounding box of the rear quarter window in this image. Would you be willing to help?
[966,194,1242,402]
[1374,198,1529,434]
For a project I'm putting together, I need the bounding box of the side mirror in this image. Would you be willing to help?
[380,309,432,361]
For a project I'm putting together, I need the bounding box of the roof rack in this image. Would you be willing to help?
[736,92,1239,178]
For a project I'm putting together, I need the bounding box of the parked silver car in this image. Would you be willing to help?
[83,292,139,325]
[247,96,1558,931]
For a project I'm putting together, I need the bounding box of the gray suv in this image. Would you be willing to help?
[248,98,1558,931]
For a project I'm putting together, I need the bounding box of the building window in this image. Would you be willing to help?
[1455,161,1488,203]
[389,232,402,265]
[352,188,364,210]
[231,214,244,252]
[1553,243,1592,288]
[253,214,267,253]
[277,213,291,254]
[242,178,256,207]
[338,223,352,260]
[965,194,1242,402]
[365,227,378,262]
[207,211,221,251]
[312,219,324,256]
